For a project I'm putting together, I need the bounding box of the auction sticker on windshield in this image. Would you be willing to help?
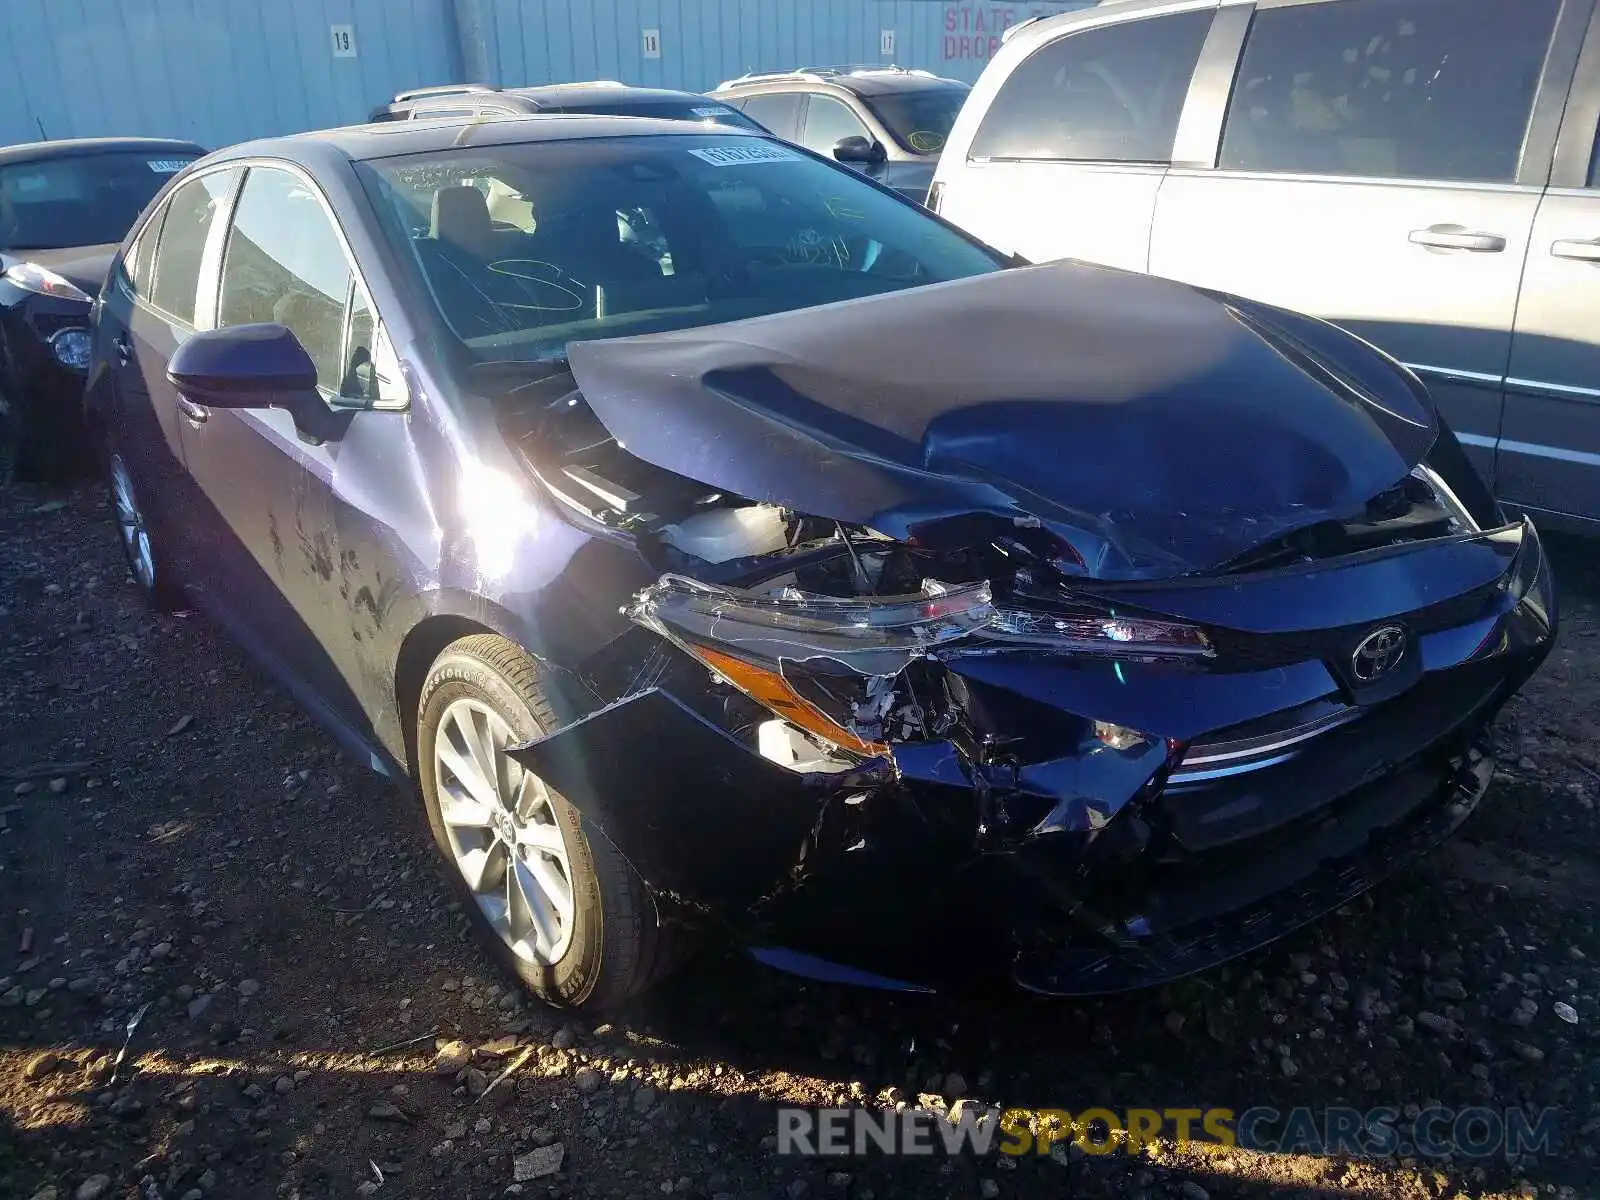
[687,143,800,167]
[147,159,190,173]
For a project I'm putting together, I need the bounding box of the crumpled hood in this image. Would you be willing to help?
[2,243,117,297]
[567,260,1438,578]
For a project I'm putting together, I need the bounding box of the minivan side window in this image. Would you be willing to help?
[149,171,237,325]
[217,166,353,392]
[1219,0,1561,184]
[967,11,1213,163]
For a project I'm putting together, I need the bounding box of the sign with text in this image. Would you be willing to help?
[330,23,356,58]
[941,3,1088,64]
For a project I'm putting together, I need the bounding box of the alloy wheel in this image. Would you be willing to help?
[109,454,156,592]
[434,697,576,964]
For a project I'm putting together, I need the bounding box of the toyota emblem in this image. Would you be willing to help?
[1351,625,1406,682]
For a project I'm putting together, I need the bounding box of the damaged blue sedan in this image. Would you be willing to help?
[86,115,1555,1010]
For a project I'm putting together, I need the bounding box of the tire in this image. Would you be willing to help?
[0,376,25,485]
[104,442,184,611]
[416,634,680,1010]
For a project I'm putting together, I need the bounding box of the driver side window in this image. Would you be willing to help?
[800,96,871,156]
[217,166,355,394]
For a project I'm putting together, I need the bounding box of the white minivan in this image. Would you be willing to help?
[930,0,1600,534]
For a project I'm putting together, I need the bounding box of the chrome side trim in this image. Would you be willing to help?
[1455,431,1497,449]
[1403,362,1504,388]
[1504,376,1600,403]
[1496,438,1600,468]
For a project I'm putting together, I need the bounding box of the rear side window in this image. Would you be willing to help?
[149,170,237,325]
[1220,0,1561,183]
[737,93,804,141]
[218,166,353,391]
[122,210,164,298]
[968,11,1212,162]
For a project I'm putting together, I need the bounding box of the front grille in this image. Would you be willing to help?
[1171,695,1358,782]
[1153,660,1504,858]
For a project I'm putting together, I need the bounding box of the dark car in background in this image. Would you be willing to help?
[88,115,1553,1011]
[368,81,765,131]
[709,66,970,202]
[0,136,203,479]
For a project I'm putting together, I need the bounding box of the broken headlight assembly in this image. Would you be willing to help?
[627,573,995,756]
[627,548,1214,761]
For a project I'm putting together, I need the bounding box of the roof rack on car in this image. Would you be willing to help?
[393,83,498,103]
[715,64,945,89]
[715,68,830,88]
[534,79,630,89]
[809,64,940,79]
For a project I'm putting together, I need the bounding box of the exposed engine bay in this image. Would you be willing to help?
[496,356,1488,784]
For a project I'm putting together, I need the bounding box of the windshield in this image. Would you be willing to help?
[0,151,196,250]
[862,86,970,155]
[564,100,768,132]
[358,133,1001,362]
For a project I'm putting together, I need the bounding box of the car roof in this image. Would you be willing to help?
[0,137,206,168]
[206,113,768,167]
[714,67,967,97]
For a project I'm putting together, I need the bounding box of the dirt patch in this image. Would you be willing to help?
[1,481,1596,1200]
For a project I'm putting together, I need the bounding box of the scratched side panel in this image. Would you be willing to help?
[318,372,658,770]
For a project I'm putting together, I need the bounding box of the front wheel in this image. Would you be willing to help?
[416,634,680,1010]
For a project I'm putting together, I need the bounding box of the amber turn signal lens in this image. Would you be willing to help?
[689,644,887,757]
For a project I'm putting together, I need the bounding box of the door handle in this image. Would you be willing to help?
[176,396,209,427]
[112,334,132,367]
[1408,226,1506,253]
[1551,238,1600,262]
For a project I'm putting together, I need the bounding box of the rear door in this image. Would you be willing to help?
[112,166,240,585]
[935,5,1215,272]
[1499,4,1600,528]
[1149,0,1583,486]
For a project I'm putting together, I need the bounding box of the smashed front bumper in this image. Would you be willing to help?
[510,520,1556,994]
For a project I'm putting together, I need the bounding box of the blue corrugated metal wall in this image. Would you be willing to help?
[0,0,463,149]
[2,0,1090,151]
[476,1,1090,92]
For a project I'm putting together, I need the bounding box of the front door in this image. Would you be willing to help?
[797,93,886,184]
[1149,0,1568,485]
[176,163,368,725]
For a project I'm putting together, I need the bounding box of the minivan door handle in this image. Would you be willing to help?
[1551,238,1600,262]
[1408,226,1506,253]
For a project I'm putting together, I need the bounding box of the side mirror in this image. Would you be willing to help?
[833,135,886,165]
[167,323,317,406]
[167,323,348,444]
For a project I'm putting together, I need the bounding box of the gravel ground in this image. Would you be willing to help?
[0,479,1596,1200]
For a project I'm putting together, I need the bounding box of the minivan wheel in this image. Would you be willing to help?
[416,634,679,1010]
[106,447,182,610]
